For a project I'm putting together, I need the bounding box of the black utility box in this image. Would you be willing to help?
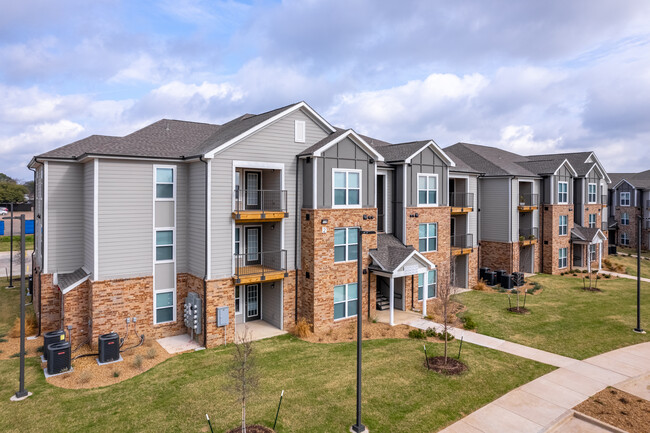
[47,341,71,375]
[608,245,617,255]
[484,271,497,286]
[479,267,490,281]
[495,269,508,283]
[43,330,66,361]
[501,274,514,289]
[98,332,120,364]
[512,272,525,286]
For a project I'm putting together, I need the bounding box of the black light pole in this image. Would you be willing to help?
[634,215,645,334]
[7,203,14,288]
[352,229,375,433]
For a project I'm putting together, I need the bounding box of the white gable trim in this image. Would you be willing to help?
[552,159,578,177]
[204,102,336,158]
[405,141,456,167]
[393,250,435,273]
[584,163,606,180]
[613,178,635,190]
[59,273,91,295]
[584,152,611,184]
[312,129,384,161]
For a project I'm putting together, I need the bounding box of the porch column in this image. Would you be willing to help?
[587,245,591,273]
[389,277,394,326]
[599,242,603,271]
[422,271,428,318]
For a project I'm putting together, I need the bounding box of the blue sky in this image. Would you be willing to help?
[2,0,650,180]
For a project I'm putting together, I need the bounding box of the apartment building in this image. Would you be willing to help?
[608,171,650,250]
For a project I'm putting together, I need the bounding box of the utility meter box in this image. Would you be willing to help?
[217,306,229,327]
[184,292,202,335]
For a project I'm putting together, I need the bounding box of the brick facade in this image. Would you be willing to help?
[615,206,643,249]
[480,240,518,274]
[541,205,574,274]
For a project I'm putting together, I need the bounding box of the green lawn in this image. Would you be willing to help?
[456,274,650,359]
[617,247,650,258]
[0,235,34,252]
[606,254,650,279]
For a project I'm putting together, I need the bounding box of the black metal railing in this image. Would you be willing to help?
[449,192,474,208]
[518,193,539,207]
[234,189,287,212]
[234,250,287,279]
[602,195,608,206]
[450,233,473,249]
[519,227,538,242]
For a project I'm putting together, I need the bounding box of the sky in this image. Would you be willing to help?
[2,0,650,181]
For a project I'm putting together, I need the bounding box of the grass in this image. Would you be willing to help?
[617,247,650,258]
[0,277,34,336]
[0,235,34,252]
[455,274,650,359]
[606,255,650,279]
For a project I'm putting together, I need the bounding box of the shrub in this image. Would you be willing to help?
[604,274,611,278]
[132,355,143,369]
[8,313,38,338]
[10,352,21,358]
[472,279,489,291]
[461,315,477,330]
[145,348,157,360]
[113,370,120,378]
[408,329,426,339]
[582,269,588,273]
[439,331,455,341]
[425,328,437,337]
[0,338,7,343]
[290,318,312,338]
[36,345,44,353]
[78,370,92,384]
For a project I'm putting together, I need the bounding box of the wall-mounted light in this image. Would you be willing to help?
[363,215,368,220]
[271,282,275,289]
[321,219,328,224]
[369,158,375,164]
[271,224,275,230]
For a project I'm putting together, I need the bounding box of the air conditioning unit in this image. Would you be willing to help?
[43,330,66,361]
[47,341,71,375]
[501,274,514,289]
[479,267,490,281]
[512,272,525,286]
[98,332,120,364]
[484,271,497,286]
[495,270,508,284]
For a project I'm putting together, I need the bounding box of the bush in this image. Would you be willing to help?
[472,279,489,291]
[113,370,120,378]
[78,370,92,384]
[290,318,312,338]
[461,315,477,330]
[0,338,7,343]
[582,269,588,273]
[145,348,157,360]
[604,274,611,278]
[408,329,426,339]
[8,312,38,338]
[425,328,437,337]
[36,345,44,353]
[132,355,143,369]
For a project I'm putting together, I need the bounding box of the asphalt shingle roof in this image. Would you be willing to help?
[571,225,603,243]
[369,234,416,272]
[444,143,537,176]
[608,170,650,189]
[57,267,90,293]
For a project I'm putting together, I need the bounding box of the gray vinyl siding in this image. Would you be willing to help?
[616,182,635,207]
[511,178,519,243]
[394,165,406,242]
[83,162,94,276]
[98,160,153,280]
[542,177,552,204]
[301,159,314,208]
[188,162,206,277]
[210,108,329,279]
[406,147,449,207]
[316,137,375,208]
[383,170,394,234]
[261,281,282,329]
[479,177,510,242]
[34,166,44,269]
[586,170,601,204]
[553,166,573,204]
[468,175,478,246]
[532,180,540,235]
[47,162,84,273]
[574,178,584,226]
[175,164,188,274]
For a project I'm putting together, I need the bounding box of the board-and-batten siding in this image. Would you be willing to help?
[478,178,510,242]
[83,161,94,276]
[406,147,449,207]
[97,160,153,280]
[382,169,394,234]
[511,178,519,243]
[187,162,206,277]
[210,109,330,279]
[467,175,478,246]
[34,166,44,269]
[47,162,84,273]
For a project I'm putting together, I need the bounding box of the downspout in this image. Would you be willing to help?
[28,165,41,336]
[540,178,545,273]
[294,156,299,323]
[200,156,209,348]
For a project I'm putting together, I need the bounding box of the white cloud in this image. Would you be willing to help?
[0,119,84,154]
[498,125,562,155]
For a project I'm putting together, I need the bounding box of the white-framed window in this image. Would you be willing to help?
[417,173,438,206]
[589,244,596,262]
[620,191,630,206]
[419,223,438,252]
[559,215,568,236]
[155,229,174,262]
[294,120,306,143]
[622,213,629,225]
[558,181,568,204]
[155,291,174,324]
[588,183,597,203]
[334,227,358,262]
[621,232,630,246]
[334,283,358,320]
[589,214,596,228]
[418,270,437,300]
[235,286,241,314]
[155,167,175,199]
[558,247,568,269]
[234,227,241,255]
[333,169,361,208]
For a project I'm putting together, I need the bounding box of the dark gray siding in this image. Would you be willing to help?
[553,166,573,204]
[479,177,510,242]
[616,181,635,207]
[176,164,188,274]
[187,162,206,277]
[83,161,94,276]
[394,165,406,242]
[301,158,314,209]
[406,147,449,207]
[574,178,584,225]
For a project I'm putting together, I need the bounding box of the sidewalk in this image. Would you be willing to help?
[598,269,650,283]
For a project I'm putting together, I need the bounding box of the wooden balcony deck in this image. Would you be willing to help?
[451,206,473,215]
[233,264,287,285]
[232,210,288,224]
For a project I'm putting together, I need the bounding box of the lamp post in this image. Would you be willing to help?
[7,203,14,288]
[633,215,645,334]
[351,229,375,433]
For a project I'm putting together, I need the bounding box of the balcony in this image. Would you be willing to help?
[519,227,538,246]
[451,233,473,256]
[602,195,608,207]
[517,194,539,212]
[602,221,610,231]
[232,189,288,223]
[450,192,474,214]
[233,250,288,285]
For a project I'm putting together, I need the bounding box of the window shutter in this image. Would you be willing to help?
[295,120,306,143]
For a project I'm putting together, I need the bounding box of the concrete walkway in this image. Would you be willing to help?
[598,269,650,283]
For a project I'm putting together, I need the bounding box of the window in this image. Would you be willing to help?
[334,283,358,320]
[621,232,630,246]
[589,244,596,262]
[622,213,629,225]
[155,167,174,199]
[234,227,241,255]
[155,230,174,261]
[418,270,437,300]
[235,286,241,314]
[333,170,361,207]
[558,181,568,204]
[559,215,568,236]
[419,223,438,252]
[620,191,630,206]
[558,247,568,269]
[588,183,597,203]
[417,174,438,206]
[334,228,358,262]
[155,291,174,323]
[589,214,596,228]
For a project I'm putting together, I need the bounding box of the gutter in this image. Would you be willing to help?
[199,156,209,348]
[28,165,41,336]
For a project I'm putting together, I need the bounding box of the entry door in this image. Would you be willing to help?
[245,172,260,209]
[245,227,261,265]
[246,284,260,321]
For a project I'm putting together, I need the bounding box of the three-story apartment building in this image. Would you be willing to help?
[608,171,650,250]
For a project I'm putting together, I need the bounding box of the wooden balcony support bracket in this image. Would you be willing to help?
[233,271,286,286]
[451,247,473,256]
[451,207,473,215]
[232,211,287,223]
[519,239,538,246]
[517,205,537,212]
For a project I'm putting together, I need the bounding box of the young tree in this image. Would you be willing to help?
[227,329,258,433]
[439,259,458,364]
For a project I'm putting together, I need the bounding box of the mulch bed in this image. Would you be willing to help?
[227,425,274,433]
[573,387,650,433]
[425,356,468,375]
[507,307,530,314]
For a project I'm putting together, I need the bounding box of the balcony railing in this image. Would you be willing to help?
[519,227,538,242]
[234,189,287,213]
[518,193,539,208]
[234,250,287,281]
[451,233,473,249]
[449,192,474,208]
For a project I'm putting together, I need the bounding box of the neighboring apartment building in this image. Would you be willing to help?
[29,102,464,346]
[608,170,650,250]
[444,144,610,275]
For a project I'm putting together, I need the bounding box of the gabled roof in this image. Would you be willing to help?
[297,128,385,161]
[609,170,650,189]
[515,158,577,177]
[371,140,456,167]
[571,225,607,243]
[369,234,434,273]
[444,143,538,177]
[56,267,91,295]
[528,151,611,183]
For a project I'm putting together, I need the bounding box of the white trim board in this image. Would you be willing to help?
[404,140,456,167]
[93,159,99,280]
[310,129,385,162]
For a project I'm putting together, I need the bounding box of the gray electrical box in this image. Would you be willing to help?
[217,306,229,327]
[183,292,202,335]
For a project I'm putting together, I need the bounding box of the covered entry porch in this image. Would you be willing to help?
[571,226,607,272]
[234,279,286,340]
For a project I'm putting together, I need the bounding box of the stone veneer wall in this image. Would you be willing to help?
[300,208,377,334]
[467,248,480,288]
[541,205,574,274]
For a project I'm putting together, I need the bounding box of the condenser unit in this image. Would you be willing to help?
[43,330,66,361]
[484,271,497,286]
[47,341,71,375]
[98,332,120,364]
